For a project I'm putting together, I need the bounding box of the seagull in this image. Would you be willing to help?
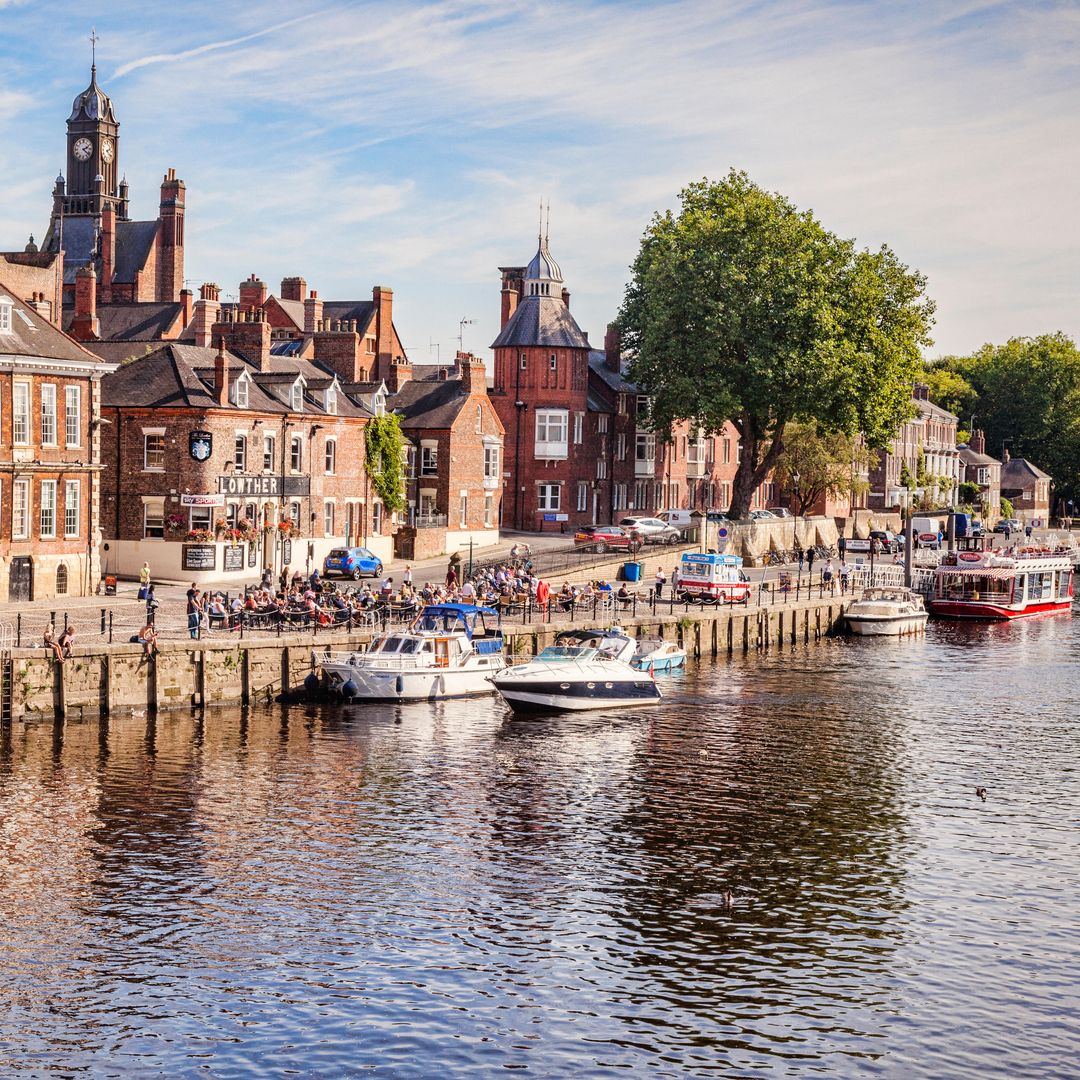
[975,786,987,801]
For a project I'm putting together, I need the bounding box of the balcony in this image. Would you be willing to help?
[482,475,500,490]
[415,513,448,529]
[635,458,655,478]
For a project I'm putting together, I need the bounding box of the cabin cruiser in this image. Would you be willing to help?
[489,627,662,713]
[631,638,687,671]
[844,587,928,636]
[931,546,1074,619]
[320,604,505,700]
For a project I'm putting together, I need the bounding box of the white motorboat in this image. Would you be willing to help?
[844,587,928,636]
[631,638,687,671]
[489,627,662,713]
[320,604,505,700]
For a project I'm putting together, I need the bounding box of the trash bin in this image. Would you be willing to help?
[623,561,642,582]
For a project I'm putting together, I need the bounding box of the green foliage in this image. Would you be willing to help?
[899,461,914,489]
[933,333,1080,503]
[773,423,868,514]
[915,447,928,485]
[958,481,981,505]
[618,170,934,517]
[364,414,407,512]
[1001,497,1014,519]
[922,364,977,418]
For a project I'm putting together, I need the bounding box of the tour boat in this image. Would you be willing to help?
[320,604,505,700]
[844,587,928,636]
[631,638,688,670]
[489,627,662,713]
[931,547,1074,620]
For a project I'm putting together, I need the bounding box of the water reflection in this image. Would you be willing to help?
[1,618,1078,1076]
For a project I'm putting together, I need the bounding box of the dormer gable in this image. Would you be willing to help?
[231,368,252,409]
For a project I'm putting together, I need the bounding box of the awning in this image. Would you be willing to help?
[935,565,1014,579]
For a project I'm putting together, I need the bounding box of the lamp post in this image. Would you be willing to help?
[792,471,801,596]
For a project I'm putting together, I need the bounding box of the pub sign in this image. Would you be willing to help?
[190,430,213,462]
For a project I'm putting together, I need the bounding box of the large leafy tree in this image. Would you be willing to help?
[938,334,1080,505]
[617,171,935,517]
[772,423,868,515]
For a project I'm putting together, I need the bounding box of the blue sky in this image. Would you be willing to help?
[1,0,1077,362]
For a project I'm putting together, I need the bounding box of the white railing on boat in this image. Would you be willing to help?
[320,651,431,670]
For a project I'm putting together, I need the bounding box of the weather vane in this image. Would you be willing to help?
[90,27,99,69]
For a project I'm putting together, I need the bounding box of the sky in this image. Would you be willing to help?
[0,0,1077,363]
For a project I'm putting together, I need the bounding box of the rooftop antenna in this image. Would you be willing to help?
[429,338,440,364]
[89,27,99,72]
[458,317,474,354]
[538,198,543,243]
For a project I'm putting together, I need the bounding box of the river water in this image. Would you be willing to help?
[1,616,1078,1078]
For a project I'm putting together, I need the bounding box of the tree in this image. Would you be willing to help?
[618,171,935,517]
[922,364,977,419]
[772,423,868,514]
[364,413,407,512]
[958,481,981,506]
[1001,497,1014,519]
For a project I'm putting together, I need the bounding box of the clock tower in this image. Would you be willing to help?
[63,63,124,218]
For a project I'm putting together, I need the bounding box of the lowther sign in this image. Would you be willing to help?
[217,475,310,497]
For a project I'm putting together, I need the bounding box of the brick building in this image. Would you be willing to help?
[1000,451,1052,524]
[41,66,187,316]
[0,276,115,601]
[489,232,770,532]
[958,429,1001,522]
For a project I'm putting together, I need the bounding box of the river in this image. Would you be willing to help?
[1,616,1078,1077]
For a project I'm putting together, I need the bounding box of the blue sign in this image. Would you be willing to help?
[718,527,728,537]
[542,513,556,521]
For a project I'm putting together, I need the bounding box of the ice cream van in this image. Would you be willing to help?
[677,552,751,604]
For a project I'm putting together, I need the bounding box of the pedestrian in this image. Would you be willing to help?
[822,559,834,594]
[807,546,815,575]
[839,560,851,594]
[1003,522,1011,542]
[139,561,151,598]
[1025,523,1033,539]
[654,566,666,599]
[186,583,201,639]
[670,568,678,598]
[446,563,458,589]
[837,534,847,564]
[797,545,805,571]
[403,564,413,588]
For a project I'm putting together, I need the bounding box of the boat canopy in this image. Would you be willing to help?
[412,603,501,638]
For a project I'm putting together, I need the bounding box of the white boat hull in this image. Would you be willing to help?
[494,680,662,713]
[322,659,504,700]
[846,613,928,636]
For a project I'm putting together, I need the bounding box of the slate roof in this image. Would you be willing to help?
[0,280,113,368]
[113,220,159,282]
[1001,458,1050,487]
[915,396,957,423]
[392,377,471,430]
[321,301,376,332]
[63,301,183,341]
[588,349,637,393]
[45,216,160,285]
[274,297,305,330]
[101,342,371,418]
[958,446,999,468]
[491,294,590,350]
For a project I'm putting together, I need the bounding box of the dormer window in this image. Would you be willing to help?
[290,379,304,412]
[233,374,249,409]
[372,391,386,418]
[325,385,337,415]
[0,298,12,333]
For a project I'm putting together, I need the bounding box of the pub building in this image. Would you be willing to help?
[99,334,379,585]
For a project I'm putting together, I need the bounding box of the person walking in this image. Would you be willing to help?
[446,563,458,590]
[403,564,413,588]
[806,546,815,576]
[822,558,834,594]
[139,561,151,598]
[839,560,851,595]
[837,534,847,564]
[186,583,201,640]
[654,566,666,600]
[797,545,805,572]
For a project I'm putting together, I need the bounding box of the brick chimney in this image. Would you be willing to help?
[456,352,487,396]
[971,428,986,455]
[179,288,193,330]
[387,356,413,392]
[914,382,930,401]
[304,289,323,336]
[213,308,271,370]
[373,285,394,382]
[69,264,100,340]
[239,273,267,312]
[157,169,185,303]
[214,342,230,406]
[281,276,306,303]
[561,287,571,309]
[500,266,523,328]
[313,322,363,382]
[604,323,621,372]
[100,204,115,303]
[193,282,221,348]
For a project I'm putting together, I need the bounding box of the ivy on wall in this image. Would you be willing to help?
[364,413,407,512]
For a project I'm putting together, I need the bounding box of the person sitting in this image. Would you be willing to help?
[57,624,76,659]
[136,621,159,658]
[43,623,65,664]
[207,595,229,628]
[617,582,632,608]
[597,579,613,593]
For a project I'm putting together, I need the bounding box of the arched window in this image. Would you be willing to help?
[55,564,69,595]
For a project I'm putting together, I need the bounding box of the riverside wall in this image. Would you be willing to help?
[2,596,852,722]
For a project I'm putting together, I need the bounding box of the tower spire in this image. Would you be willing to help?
[545,200,550,244]
[89,27,99,74]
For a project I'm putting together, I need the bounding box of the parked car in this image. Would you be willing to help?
[765,507,793,519]
[657,509,695,531]
[619,517,681,544]
[573,525,643,554]
[323,547,383,580]
[705,509,733,524]
[870,529,901,553]
[993,518,1022,534]
[969,520,986,538]
[749,509,776,521]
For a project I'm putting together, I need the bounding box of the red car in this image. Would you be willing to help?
[573,524,643,554]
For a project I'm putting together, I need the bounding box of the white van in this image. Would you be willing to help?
[910,517,942,549]
[658,509,694,531]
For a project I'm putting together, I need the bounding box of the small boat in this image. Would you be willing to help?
[844,586,928,636]
[319,603,505,700]
[631,638,687,671]
[931,546,1074,620]
[489,627,662,713]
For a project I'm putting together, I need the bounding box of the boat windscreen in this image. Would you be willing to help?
[536,645,595,660]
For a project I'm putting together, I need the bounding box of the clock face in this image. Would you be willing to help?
[73,137,93,161]
[101,138,114,163]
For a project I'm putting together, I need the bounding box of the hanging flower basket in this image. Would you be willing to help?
[185,528,213,543]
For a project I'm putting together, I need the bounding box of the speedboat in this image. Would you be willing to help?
[319,603,505,700]
[489,627,662,713]
[631,638,687,671]
[844,587,928,636]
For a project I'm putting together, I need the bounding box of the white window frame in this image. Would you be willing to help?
[538,483,560,512]
[263,433,275,472]
[324,500,335,536]
[615,433,626,460]
[12,478,29,540]
[143,430,166,471]
[290,435,303,473]
[577,482,588,512]
[325,385,337,415]
[596,457,607,480]
[12,381,30,445]
[573,412,583,444]
[65,386,81,448]
[234,434,247,471]
[483,494,494,527]
[549,353,557,371]
[475,404,483,434]
[372,500,383,534]
[40,383,57,446]
[519,352,527,370]
[233,375,249,409]
[143,498,165,539]
[483,445,499,480]
[597,414,609,434]
[189,504,212,532]
[64,479,80,538]
[534,408,568,459]
[421,444,439,476]
[459,494,468,528]
[39,480,56,538]
[0,298,12,333]
[290,380,304,412]
[325,438,337,474]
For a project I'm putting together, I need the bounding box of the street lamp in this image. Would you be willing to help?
[792,471,802,596]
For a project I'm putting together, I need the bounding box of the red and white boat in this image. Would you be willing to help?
[931,546,1074,620]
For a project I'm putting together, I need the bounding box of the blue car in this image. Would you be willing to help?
[323,547,383,580]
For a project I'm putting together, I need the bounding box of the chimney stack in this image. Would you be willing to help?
[456,352,487,396]
[1003,446,1011,464]
[69,264,100,340]
[238,273,267,312]
[281,276,307,303]
[373,285,394,382]
[304,289,323,336]
[914,382,930,401]
[313,321,364,382]
[604,323,621,372]
[388,356,413,393]
[214,342,230,406]
[212,309,271,370]
[971,428,986,455]
[100,204,115,303]
[180,288,193,330]
[561,287,571,309]
[500,267,523,328]
[193,283,221,348]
